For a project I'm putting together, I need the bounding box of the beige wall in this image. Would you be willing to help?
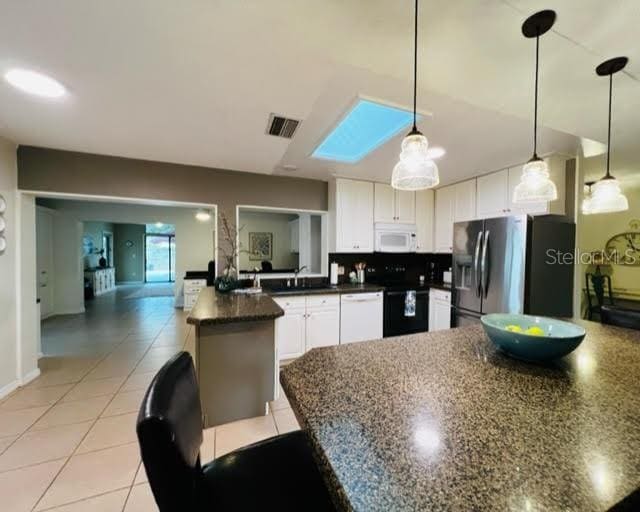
[577,154,640,300]
[17,146,328,274]
[0,137,18,394]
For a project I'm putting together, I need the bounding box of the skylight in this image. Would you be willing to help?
[312,99,418,163]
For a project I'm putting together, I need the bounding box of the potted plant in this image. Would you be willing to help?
[215,213,243,293]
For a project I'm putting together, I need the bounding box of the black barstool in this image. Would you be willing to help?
[601,305,640,331]
[136,352,335,512]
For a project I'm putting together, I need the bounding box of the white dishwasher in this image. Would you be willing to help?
[340,292,384,344]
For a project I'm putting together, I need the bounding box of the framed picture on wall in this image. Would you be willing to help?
[249,232,273,261]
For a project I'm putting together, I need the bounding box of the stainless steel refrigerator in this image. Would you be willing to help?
[451,215,575,327]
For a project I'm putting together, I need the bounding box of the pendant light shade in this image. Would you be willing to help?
[391,0,439,191]
[581,182,594,215]
[589,57,629,215]
[513,10,558,204]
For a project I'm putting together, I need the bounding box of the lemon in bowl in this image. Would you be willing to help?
[481,313,586,362]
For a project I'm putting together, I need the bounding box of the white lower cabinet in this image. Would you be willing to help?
[429,289,451,331]
[273,295,340,360]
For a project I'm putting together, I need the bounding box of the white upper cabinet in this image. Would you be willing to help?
[434,185,455,253]
[477,155,566,219]
[374,183,416,224]
[453,179,477,222]
[415,189,434,253]
[477,169,509,218]
[330,178,374,253]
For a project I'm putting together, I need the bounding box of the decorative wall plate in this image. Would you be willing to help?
[0,195,6,213]
[125,240,134,248]
[604,220,640,266]
[0,235,6,253]
[0,216,5,232]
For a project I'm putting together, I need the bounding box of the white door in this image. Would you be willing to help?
[36,208,54,318]
[454,179,477,222]
[415,189,434,253]
[434,185,455,253]
[374,183,396,223]
[306,307,340,349]
[353,180,374,252]
[275,307,306,360]
[476,170,509,218]
[395,190,416,223]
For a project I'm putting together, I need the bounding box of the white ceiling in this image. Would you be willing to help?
[0,0,638,186]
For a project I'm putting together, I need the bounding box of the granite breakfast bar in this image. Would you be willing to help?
[281,321,640,511]
[187,288,283,427]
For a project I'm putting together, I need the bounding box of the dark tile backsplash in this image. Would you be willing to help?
[329,252,452,284]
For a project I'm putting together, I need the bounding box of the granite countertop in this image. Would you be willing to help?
[187,287,283,326]
[280,321,640,511]
[265,283,384,297]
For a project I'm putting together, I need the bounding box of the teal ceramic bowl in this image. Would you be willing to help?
[481,313,586,362]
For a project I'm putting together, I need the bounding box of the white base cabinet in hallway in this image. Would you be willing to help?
[273,295,340,360]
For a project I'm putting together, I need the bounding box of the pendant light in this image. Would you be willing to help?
[589,57,629,214]
[391,0,439,191]
[581,181,595,215]
[513,10,558,204]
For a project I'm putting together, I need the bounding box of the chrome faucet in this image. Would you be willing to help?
[293,266,308,287]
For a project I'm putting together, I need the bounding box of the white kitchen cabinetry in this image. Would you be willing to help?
[477,156,566,219]
[340,292,384,343]
[330,178,374,253]
[374,183,416,224]
[429,288,451,331]
[415,189,434,253]
[434,185,455,253]
[453,179,477,222]
[273,295,340,360]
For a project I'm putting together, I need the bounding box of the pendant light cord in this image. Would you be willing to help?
[412,0,418,131]
[606,73,613,177]
[533,33,539,157]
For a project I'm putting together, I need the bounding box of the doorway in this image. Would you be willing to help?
[145,234,176,283]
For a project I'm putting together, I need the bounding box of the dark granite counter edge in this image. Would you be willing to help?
[186,307,284,326]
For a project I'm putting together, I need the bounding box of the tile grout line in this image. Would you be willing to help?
[29,312,180,511]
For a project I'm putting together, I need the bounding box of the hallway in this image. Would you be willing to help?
[0,288,297,511]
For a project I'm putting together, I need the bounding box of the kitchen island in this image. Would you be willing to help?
[281,321,640,511]
[187,288,283,427]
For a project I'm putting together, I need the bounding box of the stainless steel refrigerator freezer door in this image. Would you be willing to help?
[481,215,527,314]
[451,307,482,327]
[452,220,484,314]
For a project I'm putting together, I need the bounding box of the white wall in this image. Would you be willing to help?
[37,199,215,306]
[0,137,18,396]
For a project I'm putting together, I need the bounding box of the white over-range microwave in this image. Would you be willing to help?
[374,223,417,253]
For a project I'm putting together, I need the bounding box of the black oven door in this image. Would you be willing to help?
[384,290,429,337]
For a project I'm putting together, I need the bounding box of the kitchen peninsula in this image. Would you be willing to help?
[187,288,284,427]
[281,322,640,511]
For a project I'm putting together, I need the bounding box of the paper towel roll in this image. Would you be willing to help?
[330,262,338,285]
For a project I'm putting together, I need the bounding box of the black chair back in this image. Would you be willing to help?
[137,352,204,511]
[585,272,614,320]
[601,305,640,331]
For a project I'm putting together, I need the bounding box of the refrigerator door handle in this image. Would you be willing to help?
[481,230,490,298]
[473,231,483,298]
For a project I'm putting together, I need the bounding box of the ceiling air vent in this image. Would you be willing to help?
[266,114,300,139]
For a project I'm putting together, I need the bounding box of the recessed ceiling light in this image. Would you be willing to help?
[195,209,212,222]
[426,147,445,159]
[4,68,67,98]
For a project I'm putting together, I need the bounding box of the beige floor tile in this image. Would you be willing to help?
[35,443,140,510]
[0,406,50,437]
[44,488,129,512]
[76,413,137,453]
[0,435,17,454]
[200,427,215,463]
[269,386,291,412]
[26,368,91,389]
[101,390,146,417]
[121,372,155,393]
[134,461,148,485]
[215,414,277,457]
[83,358,138,381]
[273,408,300,435]
[30,395,111,431]
[62,376,125,402]
[0,421,92,472]
[124,483,157,512]
[0,384,73,411]
[131,358,167,375]
[0,459,65,512]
